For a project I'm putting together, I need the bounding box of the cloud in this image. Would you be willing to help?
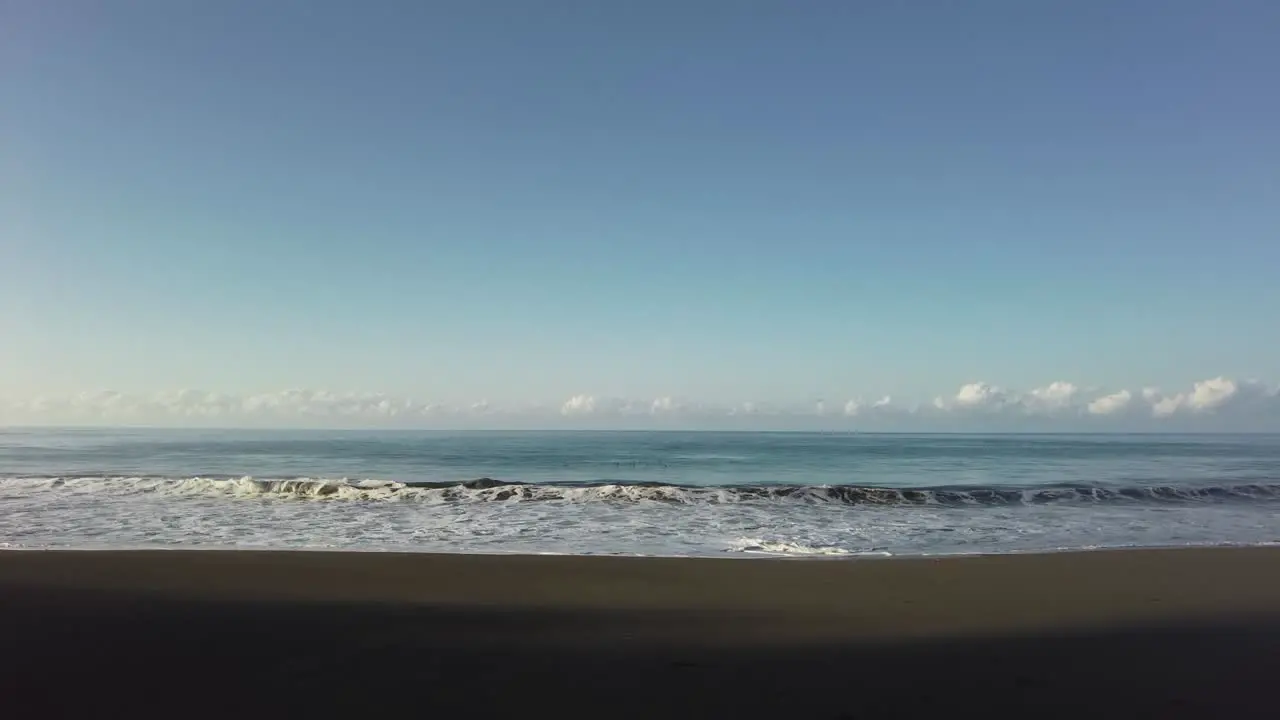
[931,381,1104,418]
[842,396,894,417]
[5,389,492,424]
[559,395,725,419]
[650,397,689,415]
[1188,377,1240,411]
[1024,382,1079,412]
[1141,377,1277,418]
[235,390,416,418]
[934,382,1014,413]
[560,394,598,416]
[1151,394,1182,418]
[1088,389,1132,416]
[4,377,1279,429]
[559,395,656,416]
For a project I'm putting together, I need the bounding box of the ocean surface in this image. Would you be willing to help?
[2,428,1279,557]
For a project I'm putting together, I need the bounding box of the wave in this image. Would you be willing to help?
[727,538,893,556]
[5,475,1280,506]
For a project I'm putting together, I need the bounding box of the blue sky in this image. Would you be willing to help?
[3,1,1279,429]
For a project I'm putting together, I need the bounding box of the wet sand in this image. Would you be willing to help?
[3,548,1278,718]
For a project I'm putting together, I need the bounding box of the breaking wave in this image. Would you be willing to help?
[5,475,1280,506]
[727,538,893,556]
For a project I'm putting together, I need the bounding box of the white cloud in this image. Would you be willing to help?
[1151,394,1183,418]
[935,382,1012,413]
[650,397,685,415]
[1088,389,1132,416]
[1187,377,1240,410]
[559,395,653,417]
[1140,377,1277,418]
[925,380,1167,420]
[233,389,416,418]
[560,394,597,415]
[4,377,1278,429]
[843,396,894,417]
[933,381,1090,417]
[1024,382,1079,412]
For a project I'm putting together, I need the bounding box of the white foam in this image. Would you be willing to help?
[727,538,892,557]
[6,475,1280,508]
[3,475,1280,557]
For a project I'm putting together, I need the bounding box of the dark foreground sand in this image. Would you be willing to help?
[3,548,1279,718]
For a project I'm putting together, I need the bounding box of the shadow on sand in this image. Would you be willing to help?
[2,584,1275,719]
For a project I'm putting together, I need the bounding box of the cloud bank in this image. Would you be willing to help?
[2,377,1278,430]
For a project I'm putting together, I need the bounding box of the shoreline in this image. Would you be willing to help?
[4,546,1279,717]
[5,545,1280,633]
[1,539,1275,559]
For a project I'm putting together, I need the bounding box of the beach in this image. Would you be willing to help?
[3,547,1278,718]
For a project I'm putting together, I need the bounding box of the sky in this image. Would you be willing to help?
[2,1,1279,430]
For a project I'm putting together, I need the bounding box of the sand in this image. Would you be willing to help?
[3,547,1279,718]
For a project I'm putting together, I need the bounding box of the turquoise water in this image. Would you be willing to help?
[2,429,1279,556]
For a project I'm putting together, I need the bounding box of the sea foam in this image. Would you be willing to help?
[6,475,1279,506]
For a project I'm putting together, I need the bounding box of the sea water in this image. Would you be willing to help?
[2,428,1278,556]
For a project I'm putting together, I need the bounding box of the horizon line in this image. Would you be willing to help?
[4,425,1278,437]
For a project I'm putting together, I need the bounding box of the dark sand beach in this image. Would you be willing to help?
[3,548,1278,718]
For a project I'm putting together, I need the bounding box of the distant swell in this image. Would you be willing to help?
[5,475,1280,506]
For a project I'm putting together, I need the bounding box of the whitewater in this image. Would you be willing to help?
[2,429,1279,556]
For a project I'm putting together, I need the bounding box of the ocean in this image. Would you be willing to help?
[2,428,1278,557]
